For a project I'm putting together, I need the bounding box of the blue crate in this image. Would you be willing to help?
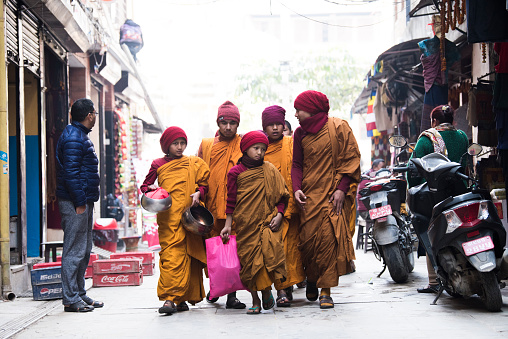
[31,267,62,285]
[32,283,63,301]
[31,267,63,301]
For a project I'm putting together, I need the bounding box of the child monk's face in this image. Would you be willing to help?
[246,142,266,161]
[264,123,284,141]
[168,137,187,158]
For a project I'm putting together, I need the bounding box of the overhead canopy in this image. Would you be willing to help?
[352,38,425,115]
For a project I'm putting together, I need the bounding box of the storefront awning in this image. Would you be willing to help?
[352,38,425,115]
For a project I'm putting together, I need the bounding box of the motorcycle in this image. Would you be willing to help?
[358,166,416,283]
[390,135,508,311]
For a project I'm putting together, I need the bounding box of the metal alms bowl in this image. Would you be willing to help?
[181,205,214,236]
[141,193,172,213]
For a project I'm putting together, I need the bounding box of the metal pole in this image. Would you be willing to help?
[120,44,165,132]
[0,0,15,300]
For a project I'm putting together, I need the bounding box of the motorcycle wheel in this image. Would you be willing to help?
[479,272,503,312]
[382,243,409,283]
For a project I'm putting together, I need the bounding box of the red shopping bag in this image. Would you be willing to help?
[205,235,248,298]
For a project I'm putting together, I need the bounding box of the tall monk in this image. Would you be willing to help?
[261,105,305,307]
[220,131,289,315]
[291,90,361,309]
[197,100,245,309]
[141,126,210,314]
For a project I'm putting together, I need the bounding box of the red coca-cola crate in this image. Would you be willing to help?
[110,252,155,276]
[110,252,154,265]
[93,259,142,274]
[85,254,100,278]
[93,272,143,287]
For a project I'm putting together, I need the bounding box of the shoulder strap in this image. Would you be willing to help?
[420,128,448,157]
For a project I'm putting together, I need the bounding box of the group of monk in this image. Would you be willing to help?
[140,90,361,315]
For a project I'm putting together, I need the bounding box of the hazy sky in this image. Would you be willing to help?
[131,0,394,157]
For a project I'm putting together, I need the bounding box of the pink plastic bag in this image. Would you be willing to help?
[145,187,169,199]
[206,235,248,298]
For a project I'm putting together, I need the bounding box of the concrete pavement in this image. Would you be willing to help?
[2,240,508,338]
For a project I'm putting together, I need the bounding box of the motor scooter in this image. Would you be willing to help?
[359,167,415,283]
[390,135,508,311]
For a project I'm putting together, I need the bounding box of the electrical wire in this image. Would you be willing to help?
[279,0,421,28]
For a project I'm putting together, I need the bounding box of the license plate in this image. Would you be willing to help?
[369,205,392,220]
[462,236,494,256]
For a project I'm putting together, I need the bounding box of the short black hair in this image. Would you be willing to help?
[372,158,385,168]
[285,120,292,132]
[70,98,94,122]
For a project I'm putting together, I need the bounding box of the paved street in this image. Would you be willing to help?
[2,239,508,338]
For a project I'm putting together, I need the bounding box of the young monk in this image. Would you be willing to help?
[220,131,289,315]
[292,90,361,309]
[197,100,245,309]
[261,105,305,307]
[141,126,210,314]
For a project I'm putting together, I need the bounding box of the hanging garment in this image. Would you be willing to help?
[467,0,508,43]
[421,84,448,133]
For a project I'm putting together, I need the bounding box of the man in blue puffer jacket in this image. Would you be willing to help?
[56,98,103,312]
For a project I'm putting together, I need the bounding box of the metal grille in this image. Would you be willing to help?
[5,0,18,61]
[21,9,40,74]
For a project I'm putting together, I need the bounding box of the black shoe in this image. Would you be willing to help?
[306,281,318,301]
[81,295,104,308]
[417,285,439,293]
[159,300,177,314]
[226,297,246,309]
[64,300,94,313]
[206,291,219,303]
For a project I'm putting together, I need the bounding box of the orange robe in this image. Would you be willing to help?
[233,162,289,291]
[198,135,242,236]
[264,136,305,290]
[156,156,209,304]
[299,118,360,288]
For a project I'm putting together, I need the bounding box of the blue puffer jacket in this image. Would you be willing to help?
[56,122,100,207]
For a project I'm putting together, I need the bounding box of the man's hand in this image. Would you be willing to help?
[329,189,345,215]
[190,191,200,207]
[269,213,283,232]
[76,205,86,215]
[294,190,307,210]
[147,184,158,191]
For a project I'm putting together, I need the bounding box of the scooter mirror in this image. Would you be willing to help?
[388,135,407,148]
[467,143,482,156]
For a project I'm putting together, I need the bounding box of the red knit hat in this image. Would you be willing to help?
[262,105,286,129]
[160,126,187,154]
[240,131,269,153]
[294,90,330,115]
[217,101,240,124]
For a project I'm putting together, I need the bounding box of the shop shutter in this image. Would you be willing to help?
[21,9,40,75]
[5,0,19,62]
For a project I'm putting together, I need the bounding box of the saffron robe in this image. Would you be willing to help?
[156,156,209,304]
[264,136,305,290]
[198,134,242,236]
[298,118,361,288]
[232,162,289,291]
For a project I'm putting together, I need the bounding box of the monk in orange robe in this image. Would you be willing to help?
[141,127,210,314]
[261,105,305,307]
[221,131,289,315]
[292,90,361,309]
[197,100,245,309]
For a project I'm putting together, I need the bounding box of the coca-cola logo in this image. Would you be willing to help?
[100,264,131,272]
[100,275,130,283]
[40,287,62,295]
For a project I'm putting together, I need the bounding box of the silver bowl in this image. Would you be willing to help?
[181,205,214,236]
[141,193,172,213]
